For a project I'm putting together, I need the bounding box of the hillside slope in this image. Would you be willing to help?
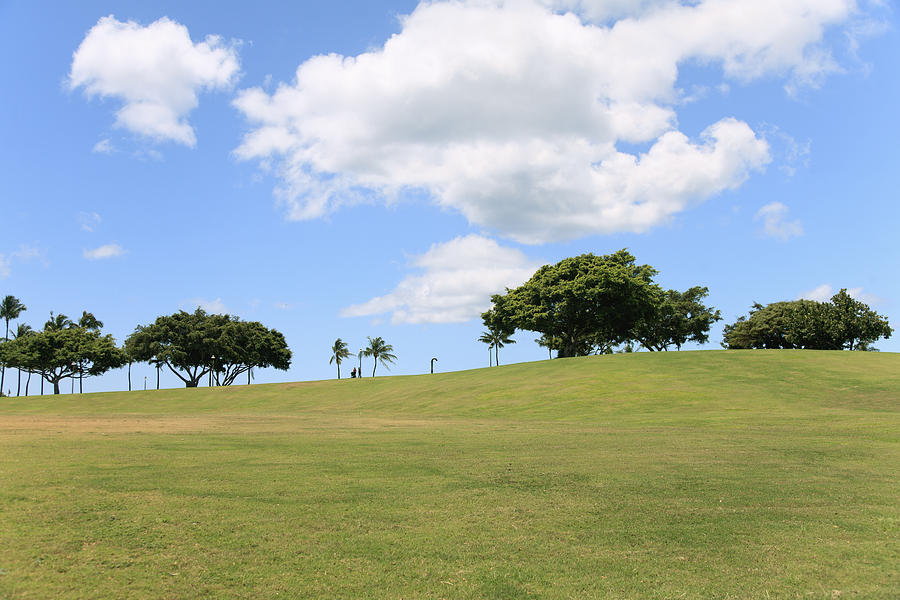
[1,351,898,599]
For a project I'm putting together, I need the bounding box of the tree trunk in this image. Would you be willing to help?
[495,345,499,366]
[80,372,83,393]
[186,381,198,388]
[337,363,341,379]
[26,372,31,396]
[488,347,492,367]
[156,365,160,390]
[41,377,44,395]
[17,369,21,396]
[53,380,60,395]
[372,362,377,377]
[248,369,251,385]
[128,362,132,391]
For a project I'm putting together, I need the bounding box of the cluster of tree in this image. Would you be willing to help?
[329,336,397,378]
[481,250,722,359]
[0,299,291,395]
[722,289,893,351]
[0,301,124,395]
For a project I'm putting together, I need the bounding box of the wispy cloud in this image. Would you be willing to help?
[78,211,102,232]
[755,202,803,241]
[92,139,114,154]
[187,298,228,314]
[798,284,883,305]
[1,244,48,278]
[83,243,125,260]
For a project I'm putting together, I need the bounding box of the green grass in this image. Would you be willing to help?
[1,350,898,598]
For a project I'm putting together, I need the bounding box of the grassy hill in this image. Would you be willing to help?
[1,350,898,598]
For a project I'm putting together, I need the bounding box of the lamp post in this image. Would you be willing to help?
[143,376,147,391]
[210,355,216,386]
[431,357,438,374]
[358,350,363,378]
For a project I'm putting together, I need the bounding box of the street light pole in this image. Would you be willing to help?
[431,357,438,374]
[358,350,363,378]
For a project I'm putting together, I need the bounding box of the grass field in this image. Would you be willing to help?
[1,350,898,599]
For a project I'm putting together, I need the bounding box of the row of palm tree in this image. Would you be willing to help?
[330,336,397,379]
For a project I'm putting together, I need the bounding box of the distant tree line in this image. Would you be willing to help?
[481,250,722,360]
[0,299,291,396]
[722,289,892,351]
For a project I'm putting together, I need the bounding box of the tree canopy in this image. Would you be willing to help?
[632,286,722,351]
[489,250,666,357]
[125,309,291,387]
[722,289,892,351]
[0,321,124,394]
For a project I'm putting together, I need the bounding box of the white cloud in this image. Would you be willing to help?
[78,211,102,232]
[799,284,882,305]
[1,245,49,278]
[755,202,803,240]
[234,0,864,243]
[92,138,115,154]
[341,234,542,324]
[70,16,240,146]
[189,298,228,314]
[83,243,125,260]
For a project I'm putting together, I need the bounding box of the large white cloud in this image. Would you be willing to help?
[234,0,862,243]
[341,235,542,324]
[70,16,240,146]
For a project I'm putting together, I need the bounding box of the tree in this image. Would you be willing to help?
[0,295,26,396]
[44,312,72,331]
[828,289,892,350]
[361,336,396,377]
[11,323,33,396]
[488,250,659,357]
[0,326,124,394]
[722,291,892,351]
[75,311,104,392]
[329,338,352,379]
[125,309,291,388]
[481,308,516,366]
[633,286,721,351]
[478,331,494,366]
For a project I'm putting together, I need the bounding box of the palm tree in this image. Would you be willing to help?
[1,295,27,396]
[361,336,397,377]
[11,323,33,396]
[478,331,494,367]
[485,327,515,366]
[44,311,72,331]
[329,338,353,379]
[74,311,104,392]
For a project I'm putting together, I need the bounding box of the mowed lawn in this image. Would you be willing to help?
[1,351,898,599]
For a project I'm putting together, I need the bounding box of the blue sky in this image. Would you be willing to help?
[1,0,897,393]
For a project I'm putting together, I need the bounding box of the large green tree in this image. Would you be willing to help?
[361,336,396,377]
[0,295,27,396]
[488,250,658,358]
[633,286,722,351]
[0,325,124,395]
[722,290,892,351]
[125,309,291,388]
